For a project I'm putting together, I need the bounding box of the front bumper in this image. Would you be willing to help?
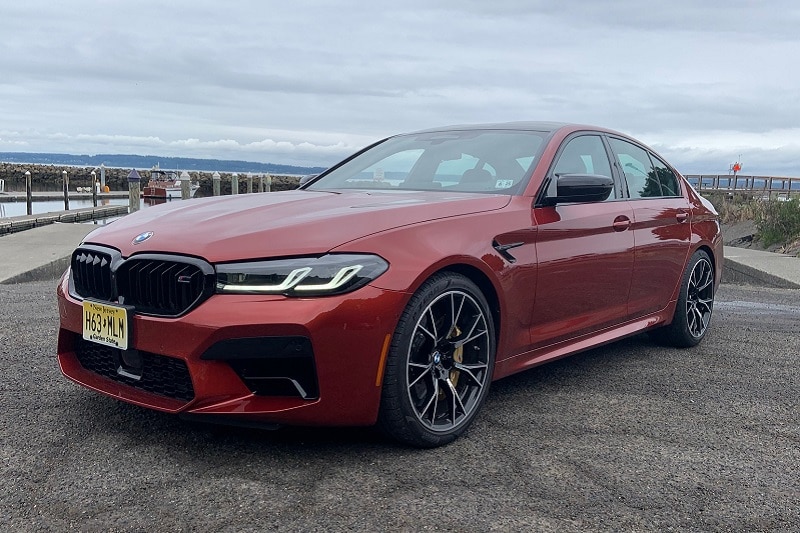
[56,274,407,427]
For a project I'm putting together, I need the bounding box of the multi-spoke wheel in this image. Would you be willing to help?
[649,250,715,347]
[378,273,496,447]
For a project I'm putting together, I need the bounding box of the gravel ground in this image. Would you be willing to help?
[1,280,798,532]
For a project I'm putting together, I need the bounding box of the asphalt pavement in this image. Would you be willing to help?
[1,220,799,531]
[0,281,799,531]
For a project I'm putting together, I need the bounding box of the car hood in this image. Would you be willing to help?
[83,189,512,261]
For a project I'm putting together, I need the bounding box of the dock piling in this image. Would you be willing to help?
[91,170,98,207]
[25,171,32,216]
[212,171,221,196]
[127,169,141,213]
[180,171,191,200]
[62,170,70,211]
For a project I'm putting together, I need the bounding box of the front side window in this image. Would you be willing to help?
[308,130,546,194]
[553,135,613,177]
[551,135,615,200]
[609,138,670,199]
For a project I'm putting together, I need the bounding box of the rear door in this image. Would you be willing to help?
[607,137,691,318]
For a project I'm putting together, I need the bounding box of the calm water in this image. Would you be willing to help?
[0,197,171,219]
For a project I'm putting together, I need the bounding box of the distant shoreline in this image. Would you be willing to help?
[0,151,325,176]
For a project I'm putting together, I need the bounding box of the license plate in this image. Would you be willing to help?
[82,300,131,350]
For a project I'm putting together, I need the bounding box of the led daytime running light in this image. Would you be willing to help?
[294,265,363,292]
[215,254,388,296]
[217,267,312,293]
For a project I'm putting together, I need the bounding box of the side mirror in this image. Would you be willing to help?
[544,173,613,205]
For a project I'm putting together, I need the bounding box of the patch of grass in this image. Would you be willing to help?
[703,192,758,224]
[754,197,800,247]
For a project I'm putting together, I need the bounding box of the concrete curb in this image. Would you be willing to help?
[723,257,800,289]
[1,256,73,284]
[0,223,97,284]
[722,247,800,289]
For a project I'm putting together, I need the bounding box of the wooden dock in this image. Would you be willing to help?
[685,174,800,199]
[0,205,128,235]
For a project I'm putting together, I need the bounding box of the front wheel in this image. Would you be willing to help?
[378,273,496,447]
[650,250,715,347]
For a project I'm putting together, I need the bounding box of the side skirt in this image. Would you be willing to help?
[492,305,675,381]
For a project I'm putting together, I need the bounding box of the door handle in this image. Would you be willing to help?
[612,215,631,232]
[676,210,689,223]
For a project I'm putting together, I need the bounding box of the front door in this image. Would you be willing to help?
[531,134,635,348]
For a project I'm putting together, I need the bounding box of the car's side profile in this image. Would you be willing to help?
[56,122,722,447]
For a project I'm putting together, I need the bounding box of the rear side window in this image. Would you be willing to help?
[609,138,680,198]
[649,155,681,197]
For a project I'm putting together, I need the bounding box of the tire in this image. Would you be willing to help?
[378,273,496,448]
[649,250,715,348]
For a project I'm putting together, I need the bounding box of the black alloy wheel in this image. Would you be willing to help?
[650,249,715,348]
[378,273,496,447]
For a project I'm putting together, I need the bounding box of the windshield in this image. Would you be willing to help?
[307,129,546,194]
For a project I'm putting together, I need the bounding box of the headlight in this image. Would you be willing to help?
[215,254,389,296]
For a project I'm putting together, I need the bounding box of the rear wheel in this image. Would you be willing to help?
[650,250,715,347]
[378,273,496,447]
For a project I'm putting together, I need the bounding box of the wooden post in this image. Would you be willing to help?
[91,170,98,206]
[265,173,272,193]
[180,171,191,200]
[25,170,32,216]
[100,163,106,190]
[247,172,253,194]
[127,169,141,213]
[231,173,239,195]
[212,171,221,196]
[62,170,70,210]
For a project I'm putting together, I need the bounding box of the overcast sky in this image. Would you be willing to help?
[2,0,799,175]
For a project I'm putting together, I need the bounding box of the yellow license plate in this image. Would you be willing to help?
[82,300,130,350]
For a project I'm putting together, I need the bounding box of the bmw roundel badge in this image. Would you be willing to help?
[132,231,154,245]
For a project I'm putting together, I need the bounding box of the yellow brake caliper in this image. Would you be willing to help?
[449,325,463,387]
[437,326,463,402]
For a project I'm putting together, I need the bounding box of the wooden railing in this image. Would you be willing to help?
[684,174,800,199]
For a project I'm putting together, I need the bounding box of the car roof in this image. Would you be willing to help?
[408,121,618,135]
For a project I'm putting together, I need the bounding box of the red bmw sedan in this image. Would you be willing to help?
[56,122,722,447]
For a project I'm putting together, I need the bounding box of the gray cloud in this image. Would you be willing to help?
[1,0,798,174]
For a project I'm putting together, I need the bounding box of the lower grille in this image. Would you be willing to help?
[201,336,318,399]
[75,338,195,402]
